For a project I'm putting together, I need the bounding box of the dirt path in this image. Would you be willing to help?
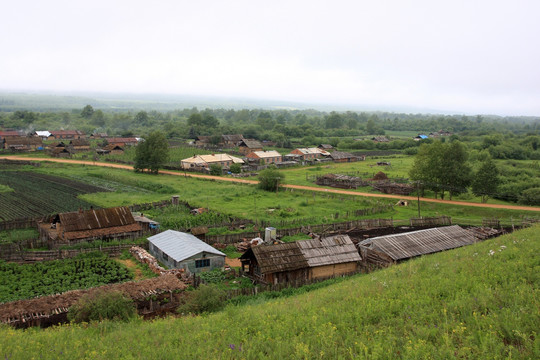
[2,155,539,212]
[116,258,143,281]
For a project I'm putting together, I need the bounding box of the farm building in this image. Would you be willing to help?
[39,206,143,247]
[318,144,334,151]
[69,139,90,152]
[106,137,139,147]
[240,235,361,285]
[414,134,429,141]
[50,147,72,158]
[33,131,51,139]
[147,230,226,274]
[180,153,244,170]
[221,134,245,147]
[97,144,124,155]
[3,136,42,151]
[0,130,23,140]
[358,225,478,266]
[288,148,330,161]
[238,139,263,154]
[329,151,359,163]
[49,130,86,140]
[133,214,160,234]
[371,136,390,143]
[246,150,282,164]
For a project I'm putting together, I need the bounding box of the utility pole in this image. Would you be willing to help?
[416,181,421,218]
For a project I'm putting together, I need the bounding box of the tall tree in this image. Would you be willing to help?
[472,158,500,203]
[409,141,471,200]
[134,131,169,174]
[81,105,94,118]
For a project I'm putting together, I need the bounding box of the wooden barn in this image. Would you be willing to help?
[240,235,361,285]
[221,134,245,147]
[39,206,143,247]
[329,151,359,163]
[3,136,42,151]
[358,225,478,267]
[69,139,90,152]
[238,139,263,154]
[50,130,86,140]
[148,230,225,274]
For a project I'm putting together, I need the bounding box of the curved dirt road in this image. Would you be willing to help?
[2,156,540,212]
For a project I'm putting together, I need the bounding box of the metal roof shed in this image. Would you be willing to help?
[148,230,225,274]
[359,225,477,261]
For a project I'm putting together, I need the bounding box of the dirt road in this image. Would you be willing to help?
[2,155,539,212]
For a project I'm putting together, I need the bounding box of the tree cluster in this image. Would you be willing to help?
[134,131,169,174]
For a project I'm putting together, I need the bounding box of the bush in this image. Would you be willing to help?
[209,163,222,176]
[519,187,540,206]
[258,166,285,192]
[229,163,242,174]
[176,284,226,314]
[68,290,137,323]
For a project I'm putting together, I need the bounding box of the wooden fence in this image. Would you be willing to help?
[409,216,452,227]
[203,218,396,245]
[0,218,40,231]
[0,243,147,262]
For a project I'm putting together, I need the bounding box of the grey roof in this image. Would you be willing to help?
[359,225,477,261]
[148,230,225,262]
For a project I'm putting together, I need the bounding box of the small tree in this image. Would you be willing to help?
[229,163,242,174]
[134,131,169,174]
[68,291,136,323]
[209,163,222,176]
[81,105,94,118]
[258,166,285,192]
[472,158,500,203]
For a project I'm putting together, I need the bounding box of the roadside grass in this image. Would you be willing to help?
[1,225,538,359]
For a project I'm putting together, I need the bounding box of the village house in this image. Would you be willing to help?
[39,206,143,247]
[33,131,51,140]
[97,144,124,155]
[240,235,361,285]
[329,151,359,163]
[238,139,263,154]
[90,132,108,139]
[371,136,390,143]
[69,139,91,152]
[49,130,86,140]
[358,225,477,267]
[0,130,23,140]
[180,153,244,170]
[246,150,282,164]
[147,230,226,274]
[414,134,429,141]
[106,137,139,147]
[221,134,244,147]
[318,144,334,151]
[288,148,330,161]
[2,136,42,151]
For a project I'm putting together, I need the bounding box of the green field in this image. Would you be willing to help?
[1,225,538,359]
[0,253,132,303]
[0,170,108,221]
[20,162,539,229]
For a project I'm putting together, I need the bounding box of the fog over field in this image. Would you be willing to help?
[1,1,539,116]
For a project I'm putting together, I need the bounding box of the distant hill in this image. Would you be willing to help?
[1,225,538,358]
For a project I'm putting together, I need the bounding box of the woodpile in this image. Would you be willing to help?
[129,246,188,282]
[372,181,415,195]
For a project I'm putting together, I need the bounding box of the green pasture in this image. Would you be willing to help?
[1,225,538,359]
[27,162,539,229]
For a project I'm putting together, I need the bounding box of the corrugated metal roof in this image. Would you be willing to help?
[148,230,225,262]
[250,150,281,158]
[181,154,244,165]
[359,225,477,261]
[298,235,361,267]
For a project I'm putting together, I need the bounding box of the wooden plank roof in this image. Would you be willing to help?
[359,225,477,261]
[246,235,360,274]
[59,207,136,232]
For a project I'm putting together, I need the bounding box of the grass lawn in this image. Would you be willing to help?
[1,225,538,359]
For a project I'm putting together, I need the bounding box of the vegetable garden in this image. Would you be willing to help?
[0,253,132,303]
[0,171,109,221]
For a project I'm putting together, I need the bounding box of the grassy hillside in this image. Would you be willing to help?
[1,226,538,359]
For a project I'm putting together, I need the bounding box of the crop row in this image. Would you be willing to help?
[0,171,109,221]
[0,253,132,303]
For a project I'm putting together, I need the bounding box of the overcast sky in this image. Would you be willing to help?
[1,0,539,116]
